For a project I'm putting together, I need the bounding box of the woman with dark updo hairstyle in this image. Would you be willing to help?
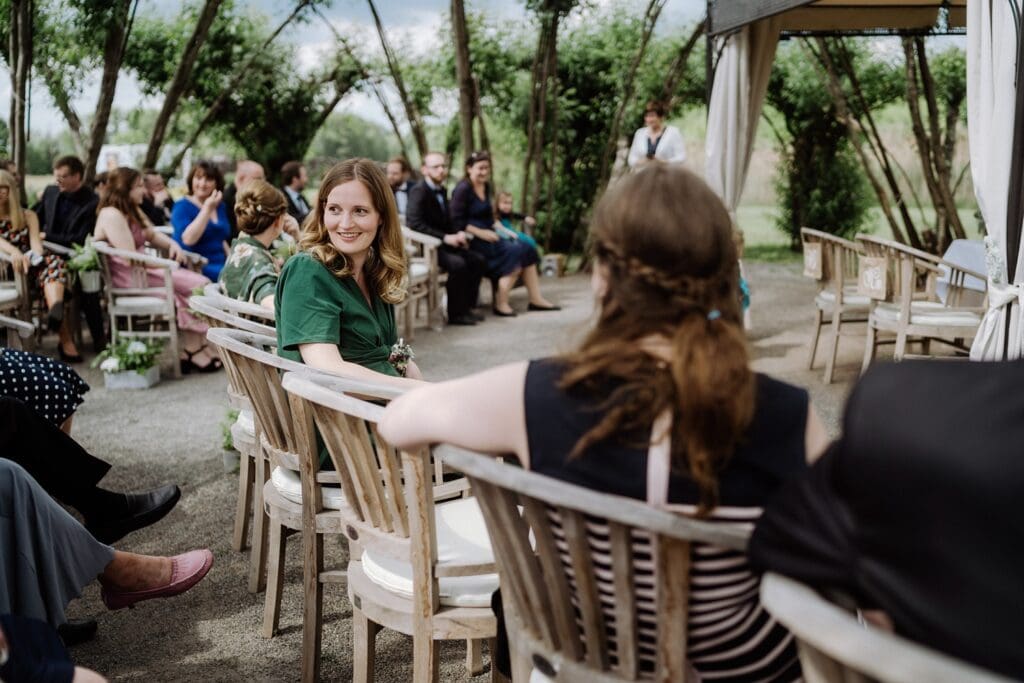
[219,179,296,310]
[381,164,828,682]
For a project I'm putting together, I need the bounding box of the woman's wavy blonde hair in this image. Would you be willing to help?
[0,170,26,232]
[300,159,406,304]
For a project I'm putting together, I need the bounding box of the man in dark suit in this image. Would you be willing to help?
[32,155,104,353]
[406,152,486,326]
[280,160,311,225]
[386,156,416,221]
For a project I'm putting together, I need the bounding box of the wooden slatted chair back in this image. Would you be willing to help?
[801,228,861,286]
[438,445,752,683]
[202,282,277,327]
[760,573,1014,683]
[855,234,942,304]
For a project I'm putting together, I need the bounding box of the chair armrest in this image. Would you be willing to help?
[402,227,442,249]
[42,240,73,257]
[94,241,179,270]
[0,313,34,338]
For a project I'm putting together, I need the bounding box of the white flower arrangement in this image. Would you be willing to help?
[91,338,164,375]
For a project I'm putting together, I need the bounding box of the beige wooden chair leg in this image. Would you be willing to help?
[894,330,908,362]
[807,308,824,369]
[248,451,270,593]
[412,631,440,683]
[262,519,287,638]
[487,638,504,683]
[301,528,324,683]
[232,448,254,552]
[352,608,379,683]
[861,323,877,374]
[466,638,484,676]
[823,309,842,385]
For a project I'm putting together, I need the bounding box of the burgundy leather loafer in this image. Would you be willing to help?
[101,549,214,610]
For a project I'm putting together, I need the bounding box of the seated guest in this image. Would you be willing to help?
[141,168,173,226]
[385,156,414,221]
[381,164,829,682]
[749,359,1024,680]
[450,151,557,316]
[406,151,486,326]
[627,99,686,169]
[0,458,212,628]
[32,155,105,351]
[0,170,82,360]
[93,172,109,202]
[1,396,180,545]
[170,160,230,280]
[222,160,265,237]
[0,346,89,433]
[95,167,220,374]
[0,159,25,207]
[280,160,311,225]
[494,190,540,251]
[276,158,423,388]
[0,614,105,682]
[220,179,293,309]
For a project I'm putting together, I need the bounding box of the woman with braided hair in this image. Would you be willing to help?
[380,164,829,681]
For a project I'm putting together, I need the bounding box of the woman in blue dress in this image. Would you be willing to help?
[449,151,558,317]
[171,160,231,280]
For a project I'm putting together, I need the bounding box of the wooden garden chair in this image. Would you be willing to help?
[856,234,987,370]
[0,252,30,328]
[801,228,870,384]
[396,227,441,341]
[208,328,408,683]
[202,281,278,327]
[0,313,34,350]
[192,294,273,557]
[760,573,1014,683]
[93,240,183,378]
[282,370,498,683]
[436,445,755,683]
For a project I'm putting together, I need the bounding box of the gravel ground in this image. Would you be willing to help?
[53,261,859,681]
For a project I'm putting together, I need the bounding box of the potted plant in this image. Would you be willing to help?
[91,338,164,389]
[66,238,101,293]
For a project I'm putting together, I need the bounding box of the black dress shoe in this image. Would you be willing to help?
[58,619,98,647]
[527,302,561,312]
[86,484,181,544]
[448,314,478,326]
[57,345,84,363]
[469,312,485,322]
[492,307,517,317]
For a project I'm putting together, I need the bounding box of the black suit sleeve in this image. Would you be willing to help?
[406,183,444,240]
[449,181,471,232]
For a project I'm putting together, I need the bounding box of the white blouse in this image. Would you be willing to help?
[627,125,687,168]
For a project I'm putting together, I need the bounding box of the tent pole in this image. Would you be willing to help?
[1005,0,1024,286]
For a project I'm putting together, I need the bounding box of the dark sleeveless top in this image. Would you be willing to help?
[523,358,809,682]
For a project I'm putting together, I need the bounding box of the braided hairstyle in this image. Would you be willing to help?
[560,164,754,514]
[235,179,287,236]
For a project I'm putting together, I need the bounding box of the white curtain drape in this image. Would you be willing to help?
[968,0,1024,360]
[705,17,783,218]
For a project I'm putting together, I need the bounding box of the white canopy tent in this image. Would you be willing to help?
[705,0,1024,360]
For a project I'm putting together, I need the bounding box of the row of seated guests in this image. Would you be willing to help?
[405,150,558,324]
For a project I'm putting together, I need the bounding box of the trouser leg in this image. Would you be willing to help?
[439,247,486,318]
[0,397,111,514]
[78,287,106,351]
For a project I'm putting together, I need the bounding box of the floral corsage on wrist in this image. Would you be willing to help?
[388,338,415,377]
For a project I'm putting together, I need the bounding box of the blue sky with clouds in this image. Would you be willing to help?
[6,0,706,134]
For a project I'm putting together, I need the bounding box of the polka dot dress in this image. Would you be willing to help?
[0,348,90,425]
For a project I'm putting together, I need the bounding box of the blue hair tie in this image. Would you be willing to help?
[707,309,721,321]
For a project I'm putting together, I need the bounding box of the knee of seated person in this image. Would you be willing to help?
[0,458,32,495]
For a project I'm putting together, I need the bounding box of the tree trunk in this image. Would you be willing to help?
[528,13,559,218]
[451,0,475,157]
[472,75,490,158]
[83,0,135,186]
[367,0,428,159]
[166,0,311,175]
[520,17,552,209]
[37,65,86,158]
[8,0,32,198]
[661,18,705,111]
[596,0,665,196]
[143,0,224,169]
[542,72,560,252]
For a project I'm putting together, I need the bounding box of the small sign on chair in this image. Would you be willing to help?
[858,256,889,300]
[803,242,823,280]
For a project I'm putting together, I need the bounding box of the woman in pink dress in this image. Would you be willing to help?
[93,167,220,373]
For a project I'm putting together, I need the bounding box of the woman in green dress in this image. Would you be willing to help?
[276,158,423,387]
[218,179,295,309]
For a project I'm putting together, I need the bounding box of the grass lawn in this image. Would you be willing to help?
[737,204,983,262]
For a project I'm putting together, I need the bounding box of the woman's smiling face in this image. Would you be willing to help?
[324,180,380,265]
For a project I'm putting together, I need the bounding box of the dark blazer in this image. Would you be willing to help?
[223,182,239,235]
[282,186,311,225]
[406,180,452,241]
[32,185,98,248]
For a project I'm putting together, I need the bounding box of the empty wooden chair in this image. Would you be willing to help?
[401,227,447,333]
[801,228,870,384]
[93,240,183,378]
[760,573,1013,683]
[282,370,498,683]
[857,234,986,370]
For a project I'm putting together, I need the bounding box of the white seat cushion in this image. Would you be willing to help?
[235,409,255,437]
[270,466,346,510]
[815,288,871,309]
[361,496,498,607]
[409,262,429,279]
[0,287,20,305]
[113,295,168,310]
[873,302,982,327]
